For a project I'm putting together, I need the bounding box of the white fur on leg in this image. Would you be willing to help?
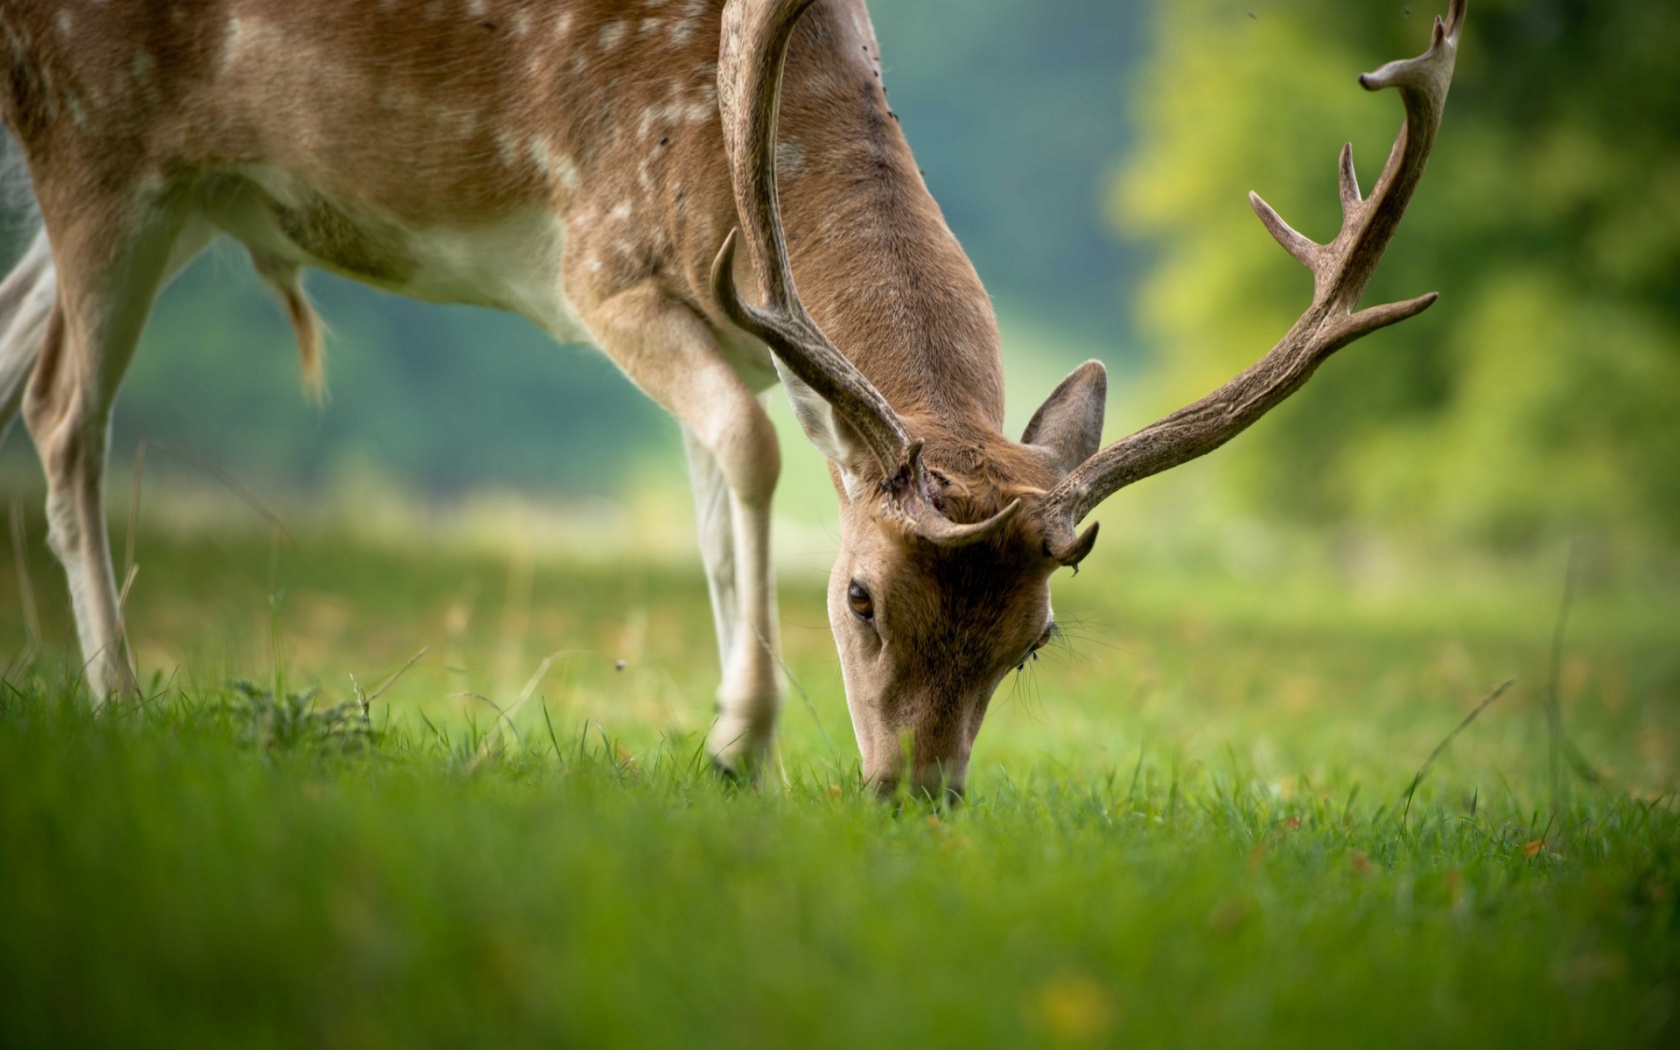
[0,231,54,444]
[683,424,738,668]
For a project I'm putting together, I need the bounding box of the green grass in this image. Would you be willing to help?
[2,505,1677,1047]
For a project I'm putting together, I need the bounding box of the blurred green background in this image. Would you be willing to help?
[1,0,1676,558]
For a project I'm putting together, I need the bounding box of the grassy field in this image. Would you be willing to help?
[2,496,1677,1047]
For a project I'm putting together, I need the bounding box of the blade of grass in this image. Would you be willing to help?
[1546,542,1579,810]
[9,498,40,648]
[540,701,563,761]
[142,439,296,549]
[1400,678,1514,830]
[365,647,428,706]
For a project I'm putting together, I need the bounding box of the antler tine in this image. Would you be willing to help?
[711,0,909,478]
[1248,190,1319,271]
[1039,2,1465,564]
[1337,142,1362,212]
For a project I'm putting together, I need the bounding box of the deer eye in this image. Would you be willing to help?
[1017,623,1057,671]
[846,580,875,621]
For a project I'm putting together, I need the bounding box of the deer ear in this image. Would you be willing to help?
[1022,360,1107,477]
[773,359,872,496]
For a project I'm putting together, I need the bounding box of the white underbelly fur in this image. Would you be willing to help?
[393,215,591,346]
[196,165,592,347]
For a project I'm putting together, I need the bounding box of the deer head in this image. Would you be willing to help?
[712,0,1466,799]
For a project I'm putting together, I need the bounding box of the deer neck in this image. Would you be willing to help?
[771,103,1007,448]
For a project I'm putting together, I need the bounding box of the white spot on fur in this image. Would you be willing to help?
[639,18,660,35]
[598,21,627,51]
[57,10,73,36]
[495,130,522,168]
[553,10,574,39]
[527,137,555,178]
[64,89,91,129]
[637,102,667,139]
[611,201,633,222]
[220,16,245,76]
[510,10,531,36]
[587,256,603,273]
[458,110,480,137]
[466,0,488,17]
[669,0,706,46]
[555,155,580,191]
[775,141,806,179]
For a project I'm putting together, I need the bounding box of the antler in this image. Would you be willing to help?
[1039,0,1466,564]
[710,0,1019,547]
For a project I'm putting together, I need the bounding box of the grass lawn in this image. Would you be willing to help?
[2,502,1677,1047]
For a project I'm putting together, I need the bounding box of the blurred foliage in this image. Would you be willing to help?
[1116,0,1680,545]
[868,0,1144,340]
[117,258,676,498]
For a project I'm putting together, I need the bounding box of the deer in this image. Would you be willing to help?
[0,0,1464,799]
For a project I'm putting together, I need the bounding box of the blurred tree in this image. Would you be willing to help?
[1115,0,1680,544]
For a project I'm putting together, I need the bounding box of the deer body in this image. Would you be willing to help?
[0,0,1465,798]
[1,1,948,352]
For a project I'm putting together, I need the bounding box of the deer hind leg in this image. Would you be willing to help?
[582,282,783,774]
[21,195,190,701]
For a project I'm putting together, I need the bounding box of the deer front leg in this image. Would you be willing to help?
[582,284,784,775]
[683,424,742,669]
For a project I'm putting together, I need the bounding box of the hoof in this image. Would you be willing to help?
[705,711,774,779]
[709,758,751,789]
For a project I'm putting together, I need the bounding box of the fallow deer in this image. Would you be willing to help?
[0,0,1464,798]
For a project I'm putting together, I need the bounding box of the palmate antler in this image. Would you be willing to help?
[710,0,1020,547]
[1039,0,1468,564]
